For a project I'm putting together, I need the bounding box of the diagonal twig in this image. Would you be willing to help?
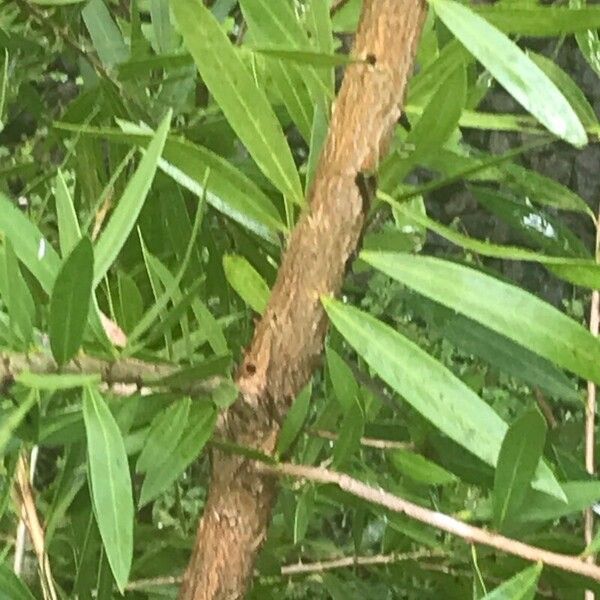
[258,461,600,583]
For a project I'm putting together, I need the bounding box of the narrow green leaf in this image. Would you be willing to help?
[277,383,312,456]
[82,0,129,69]
[253,48,356,68]
[172,0,303,204]
[150,0,177,54]
[293,486,314,545]
[527,51,598,129]
[117,53,193,80]
[361,251,600,385]
[322,298,564,500]
[223,254,270,314]
[493,410,547,530]
[475,5,600,36]
[49,237,94,365]
[0,564,36,600]
[429,0,587,146]
[0,389,38,456]
[240,0,330,111]
[382,62,466,191]
[54,123,287,241]
[386,196,600,290]
[481,563,542,600]
[139,403,216,506]
[54,169,81,256]
[391,449,457,486]
[440,314,580,404]
[0,240,34,346]
[136,397,191,473]
[326,346,358,412]
[93,110,171,286]
[332,398,364,468]
[83,386,133,592]
[0,193,60,293]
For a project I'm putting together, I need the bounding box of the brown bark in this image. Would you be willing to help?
[179,2,427,598]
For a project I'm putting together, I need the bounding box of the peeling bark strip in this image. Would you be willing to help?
[179,2,427,598]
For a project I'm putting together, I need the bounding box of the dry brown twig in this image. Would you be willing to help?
[126,549,441,591]
[310,428,413,451]
[258,461,600,582]
[13,452,58,600]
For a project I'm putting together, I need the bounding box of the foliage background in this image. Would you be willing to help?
[2,0,600,598]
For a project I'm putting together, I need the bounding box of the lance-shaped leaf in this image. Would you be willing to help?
[83,386,133,592]
[49,237,94,365]
[493,410,547,531]
[172,0,303,204]
[429,0,586,146]
[322,298,565,500]
[481,563,542,600]
[362,251,600,385]
[223,254,270,314]
[93,110,171,286]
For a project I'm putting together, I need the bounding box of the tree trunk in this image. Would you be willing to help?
[179,2,427,598]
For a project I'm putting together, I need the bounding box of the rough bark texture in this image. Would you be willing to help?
[179,2,427,598]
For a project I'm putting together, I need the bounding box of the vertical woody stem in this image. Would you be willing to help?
[179,2,427,598]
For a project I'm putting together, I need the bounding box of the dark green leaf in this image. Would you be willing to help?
[332,398,364,468]
[326,346,359,412]
[493,410,548,530]
[0,564,36,600]
[391,449,458,486]
[82,0,129,69]
[139,403,216,506]
[0,240,34,346]
[475,6,600,36]
[277,383,312,456]
[293,486,314,545]
[93,110,171,286]
[49,236,94,365]
[0,389,38,456]
[136,397,191,473]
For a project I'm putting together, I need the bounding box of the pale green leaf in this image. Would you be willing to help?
[429,0,587,146]
[82,386,133,592]
[322,298,564,500]
[172,0,303,204]
[362,251,600,385]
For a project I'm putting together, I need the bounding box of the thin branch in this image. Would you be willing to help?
[310,429,413,451]
[126,549,441,591]
[280,549,440,575]
[257,461,600,582]
[0,351,221,395]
